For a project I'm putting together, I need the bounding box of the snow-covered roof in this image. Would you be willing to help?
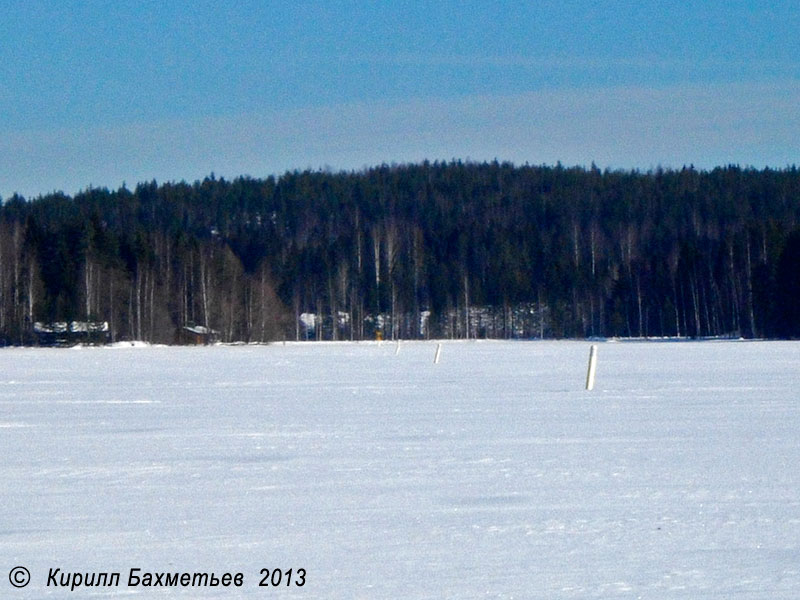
[182,325,218,336]
[34,321,108,333]
[69,321,109,333]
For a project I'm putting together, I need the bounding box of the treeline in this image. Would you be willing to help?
[2,161,800,344]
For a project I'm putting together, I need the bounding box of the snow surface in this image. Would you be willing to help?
[1,340,800,598]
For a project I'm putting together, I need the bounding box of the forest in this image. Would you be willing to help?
[1,160,800,344]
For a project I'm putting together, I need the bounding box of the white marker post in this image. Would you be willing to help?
[585,344,598,391]
[395,340,401,355]
[434,343,442,364]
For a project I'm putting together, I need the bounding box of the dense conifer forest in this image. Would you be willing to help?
[2,161,800,344]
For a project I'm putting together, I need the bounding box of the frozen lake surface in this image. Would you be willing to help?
[2,340,800,598]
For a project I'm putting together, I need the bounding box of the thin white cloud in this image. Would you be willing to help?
[2,80,798,198]
[341,53,800,72]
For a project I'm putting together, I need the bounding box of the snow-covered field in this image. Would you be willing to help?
[2,340,799,598]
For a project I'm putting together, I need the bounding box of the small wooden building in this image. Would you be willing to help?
[177,324,220,345]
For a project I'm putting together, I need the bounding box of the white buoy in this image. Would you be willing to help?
[585,344,598,390]
[434,343,442,364]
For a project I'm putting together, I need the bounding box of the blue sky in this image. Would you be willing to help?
[1,1,799,198]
